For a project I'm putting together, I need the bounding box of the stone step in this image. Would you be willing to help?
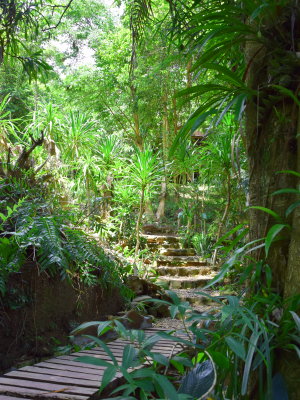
[147,242,181,251]
[172,289,220,306]
[159,248,196,257]
[142,234,181,245]
[142,224,177,235]
[157,266,213,277]
[157,274,216,289]
[156,256,208,267]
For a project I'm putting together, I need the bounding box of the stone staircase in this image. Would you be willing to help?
[141,225,218,290]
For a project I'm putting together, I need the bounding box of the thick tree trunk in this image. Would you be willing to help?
[244,20,300,400]
[245,40,299,296]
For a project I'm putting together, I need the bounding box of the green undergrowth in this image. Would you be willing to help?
[0,176,129,308]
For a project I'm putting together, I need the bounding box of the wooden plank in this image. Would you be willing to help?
[0,396,33,400]
[35,360,104,375]
[0,385,87,399]
[0,378,95,396]
[56,354,111,369]
[5,371,100,389]
[108,340,180,348]
[36,356,103,373]
[77,348,176,358]
[19,366,103,382]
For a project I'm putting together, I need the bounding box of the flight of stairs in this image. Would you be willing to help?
[141,225,218,290]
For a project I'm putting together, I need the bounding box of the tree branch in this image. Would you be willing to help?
[42,0,74,31]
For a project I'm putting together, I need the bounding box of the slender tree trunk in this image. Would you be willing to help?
[156,91,169,221]
[216,172,231,241]
[130,84,142,149]
[134,186,145,272]
[212,172,231,265]
[173,95,178,137]
[156,174,167,221]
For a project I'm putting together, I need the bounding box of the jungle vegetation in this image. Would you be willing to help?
[0,0,299,399]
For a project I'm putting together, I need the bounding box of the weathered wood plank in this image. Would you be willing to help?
[48,357,110,369]
[0,396,33,400]
[35,361,104,375]
[0,385,88,399]
[5,371,100,388]
[19,366,103,382]
[0,328,187,400]
[0,378,95,396]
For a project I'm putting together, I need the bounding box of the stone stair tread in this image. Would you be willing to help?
[142,234,181,239]
[157,266,213,277]
[158,274,216,282]
[157,274,217,289]
[157,256,206,262]
[172,289,220,298]
[159,248,196,256]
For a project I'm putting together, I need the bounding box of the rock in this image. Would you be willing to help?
[126,275,162,296]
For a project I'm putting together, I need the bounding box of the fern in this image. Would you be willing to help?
[1,185,124,301]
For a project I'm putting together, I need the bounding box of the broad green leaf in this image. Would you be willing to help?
[171,355,193,368]
[131,369,154,379]
[277,170,300,178]
[290,344,300,359]
[84,335,118,366]
[154,374,179,400]
[290,311,300,332]
[249,206,281,221]
[143,334,162,350]
[202,63,245,87]
[272,188,300,196]
[97,320,113,336]
[285,201,300,217]
[272,85,300,107]
[214,224,245,247]
[166,290,181,305]
[170,304,179,319]
[100,365,118,392]
[75,356,112,368]
[122,344,137,370]
[250,3,269,21]
[225,336,246,360]
[150,352,169,366]
[265,224,290,257]
[71,320,103,334]
[241,329,261,395]
[209,351,230,370]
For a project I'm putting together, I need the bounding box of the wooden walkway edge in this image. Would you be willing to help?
[0,328,187,400]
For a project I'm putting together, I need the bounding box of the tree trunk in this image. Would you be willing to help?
[245,38,298,296]
[134,186,145,272]
[130,84,143,149]
[244,18,300,399]
[156,91,170,221]
[156,174,167,221]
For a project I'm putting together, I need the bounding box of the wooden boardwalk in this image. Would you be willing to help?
[0,328,186,400]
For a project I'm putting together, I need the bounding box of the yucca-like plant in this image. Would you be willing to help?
[129,146,162,267]
[61,111,97,161]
